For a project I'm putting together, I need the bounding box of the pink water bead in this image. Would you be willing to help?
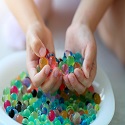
[10,86,18,94]
[48,110,55,121]
[62,64,69,74]
[88,85,94,93]
[49,56,58,69]
[4,100,11,109]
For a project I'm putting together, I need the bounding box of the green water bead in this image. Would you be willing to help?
[2,94,11,102]
[54,120,61,125]
[22,94,29,101]
[11,93,18,100]
[39,114,47,121]
[32,102,39,110]
[22,118,29,125]
[94,104,100,112]
[34,119,41,125]
[23,100,29,106]
[28,115,34,122]
[21,85,27,94]
[12,100,17,107]
[11,79,16,86]
[27,105,34,113]
[20,72,28,80]
[18,91,23,101]
[27,121,34,125]
[37,90,43,98]
[3,87,10,95]
[23,109,31,118]
[31,111,38,119]
[29,98,37,105]
[14,80,22,89]
[59,61,64,69]
[63,118,71,125]
[66,56,75,66]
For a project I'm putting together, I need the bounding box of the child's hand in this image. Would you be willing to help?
[64,24,97,94]
[26,22,62,93]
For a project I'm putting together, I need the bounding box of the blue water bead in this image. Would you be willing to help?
[81,119,87,125]
[6,106,12,114]
[57,116,64,124]
[69,66,74,73]
[87,117,93,124]
[60,104,66,110]
[42,107,47,114]
[41,96,46,103]
[37,110,42,116]
[13,109,18,114]
[64,50,73,57]
[59,97,64,104]
[73,52,82,60]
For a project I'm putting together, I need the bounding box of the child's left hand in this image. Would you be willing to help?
[63,24,97,94]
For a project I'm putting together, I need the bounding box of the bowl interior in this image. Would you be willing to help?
[0,51,115,125]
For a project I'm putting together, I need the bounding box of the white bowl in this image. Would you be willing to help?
[0,51,115,125]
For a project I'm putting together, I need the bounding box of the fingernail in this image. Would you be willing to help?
[86,70,89,79]
[69,75,74,83]
[39,47,46,57]
[45,67,50,75]
[53,70,59,77]
[75,70,80,78]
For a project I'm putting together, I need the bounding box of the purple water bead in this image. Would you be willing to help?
[22,77,31,87]
[62,64,69,75]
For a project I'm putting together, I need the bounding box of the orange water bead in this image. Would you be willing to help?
[60,110,68,119]
[16,115,23,123]
[93,93,101,104]
[67,109,74,117]
[74,62,81,69]
[84,110,88,114]
[39,57,48,69]
[16,75,21,80]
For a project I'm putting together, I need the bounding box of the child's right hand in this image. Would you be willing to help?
[26,21,62,93]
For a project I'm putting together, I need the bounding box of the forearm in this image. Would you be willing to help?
[72,0,114,32]
[5,0,44,33]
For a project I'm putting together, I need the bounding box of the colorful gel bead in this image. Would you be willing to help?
[69,66,74,73]
[10,86,18,94]
[72,112,81,124]
[8,109,15,118]
[3,87,10,95]
[22,77,31,87]
[39,57,48,69]
[48,110,55,121]
[74,62,81,69]
[62,64,69,74]
[49,56,58,69]
[66,56,75,66]
[4,100,11,109]
[93,93,101,104]
[16,114,23,123]
[60,110,68,119]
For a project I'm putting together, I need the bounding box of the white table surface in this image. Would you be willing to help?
[0,1,125,124]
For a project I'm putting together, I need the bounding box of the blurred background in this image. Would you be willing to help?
[0,0,125,124]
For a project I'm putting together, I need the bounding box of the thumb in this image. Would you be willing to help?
[31,36,46,57]
[82,44,96,79]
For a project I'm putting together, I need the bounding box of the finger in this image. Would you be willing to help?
[82,44,96,79]
[30,35,46,57]
[28,64,51,88]
[74,68,91,88]
[63,75,74,91]
[68,73,86,94]
[41,67,60,93]
[51,74,63,94]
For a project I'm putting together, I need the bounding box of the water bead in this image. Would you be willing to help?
[31,89,37,97]
[94,104,100,112]
[27,121,34,125]
[14,80,22,89]
[93,93,101,104]
[59,61,64,69]
[31,111,38,119]
[54,119,61,125]
[29,98,37,105]
[27,105,34,113]
[12,100,17,107]
[4,100,11,109]
[62,64,69,74]
[66,56,75,66]
[37,90,43,98]
[15,104,22,112]
[21,103,27,110]
[88,85,94,93]
[16,114,23,123]
[22,94,28,101]
[22,118,29,125]
[69,66,74,73]
[42,107,47,114]
[60,110,68,119]
[3,87,10,95]
[22,77,31,87]
[20,72,28,80]
[67,109,74,118]
[74,62,81,69]
[39,57,48,69]
[10,86,18,94]
[73,52,82,59]
[8,109,15,118]
[48,110,55,121]
[49,56,58,69]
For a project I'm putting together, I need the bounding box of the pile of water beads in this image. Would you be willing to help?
[2,50,101,125]
[37,50,84,74]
